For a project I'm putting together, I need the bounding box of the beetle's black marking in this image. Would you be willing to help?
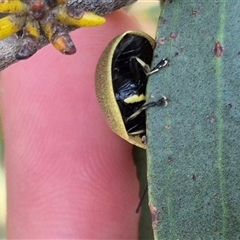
[112,33,153,136]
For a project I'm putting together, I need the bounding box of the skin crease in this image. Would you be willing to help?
[1,11,142,239]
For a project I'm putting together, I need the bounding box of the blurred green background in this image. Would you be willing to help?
[0,0,159,238]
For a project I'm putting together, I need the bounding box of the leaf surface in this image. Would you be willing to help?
[147,1,240,239]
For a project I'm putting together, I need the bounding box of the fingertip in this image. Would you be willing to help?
[3,10,141,239]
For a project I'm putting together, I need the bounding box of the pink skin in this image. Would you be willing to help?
[1,11,142,238]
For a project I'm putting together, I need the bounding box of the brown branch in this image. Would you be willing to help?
[0,0,137,71]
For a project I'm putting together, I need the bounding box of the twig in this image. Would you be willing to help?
[0,0,136,71]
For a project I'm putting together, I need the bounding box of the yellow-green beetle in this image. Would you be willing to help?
[95,30,168,148]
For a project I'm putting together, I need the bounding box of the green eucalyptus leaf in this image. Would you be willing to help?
[147,0,240,239]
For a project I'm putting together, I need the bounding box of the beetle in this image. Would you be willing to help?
[95,30,169,149]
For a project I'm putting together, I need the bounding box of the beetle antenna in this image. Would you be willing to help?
[142,95,168,109]
[136,186,148,213]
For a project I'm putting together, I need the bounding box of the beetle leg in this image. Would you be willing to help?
[149,58,169,75]
[125,96,168,122]
[135,186,148,213]
[56,6,106,28]
[0,15,26,40]
[135,57,169,76]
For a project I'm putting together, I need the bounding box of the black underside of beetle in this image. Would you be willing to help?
[112,33,153,136]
